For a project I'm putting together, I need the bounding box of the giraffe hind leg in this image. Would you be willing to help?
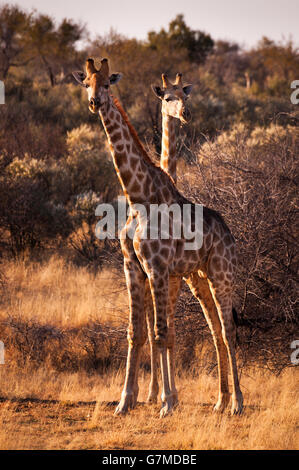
[185,273,230,413]
[166,276,182,406]
[146,276,181,406]
[145,280,159,404]
[114,260,146,415]
[208,277,243,415]
[148,272,176,418]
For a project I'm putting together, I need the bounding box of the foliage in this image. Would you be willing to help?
[147,14,214,63]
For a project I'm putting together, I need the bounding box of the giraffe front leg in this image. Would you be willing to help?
[148,272,174,418]
[114,260,146,416]
[145,281,159,403]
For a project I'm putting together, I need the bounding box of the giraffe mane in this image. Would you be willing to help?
[113,96,163,171]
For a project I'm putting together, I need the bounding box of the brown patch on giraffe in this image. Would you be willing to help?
[130,157,139,171]
[150,240,159,252]
[211,256,222,272]
[121,170,133,186]
[116,152,128,167]
[223,234,232,246]
[109,110,115,120]
[116,143,124,152]
[106,123,118,134]
[130,180,141,194]
[110,131,122,143]
[157,278,165,290]
[152,255,164,272]
[136,171,145,181]
[123,128,130,141]
[160,247,170,259]
[216,272,225,281]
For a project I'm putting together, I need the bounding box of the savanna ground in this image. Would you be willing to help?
[0,257,298,450]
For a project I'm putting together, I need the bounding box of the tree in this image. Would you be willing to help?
[0,4,32,79]
[147,14,214,63]
[28,14,85,86]
[247,37,299,96]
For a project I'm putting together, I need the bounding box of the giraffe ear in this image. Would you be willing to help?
[109,73,122,85]
[183,84,193,97]
[72,71,87,87]
[151,85,164,99]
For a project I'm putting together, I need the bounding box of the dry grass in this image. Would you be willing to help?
[0,256,298,450]
[0,365,297,450]
[0,255,128,326]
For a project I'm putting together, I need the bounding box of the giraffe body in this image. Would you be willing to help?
[72,59,243,417]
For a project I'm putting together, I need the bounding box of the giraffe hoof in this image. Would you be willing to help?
[114,393,135,416]
[159,396,175,418]
[159,405,172,418]
[213,393,230,413]
[231,394,244,416]
[146,394,158,404]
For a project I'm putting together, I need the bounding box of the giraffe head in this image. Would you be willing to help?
[72,58,122,113]
[152,73,193,124]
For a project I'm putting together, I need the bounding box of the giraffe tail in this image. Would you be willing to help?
[232,307,239,326]
[232,307,240,346]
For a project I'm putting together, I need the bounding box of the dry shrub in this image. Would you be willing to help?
[1,315,128,373]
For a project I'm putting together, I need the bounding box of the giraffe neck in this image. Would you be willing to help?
[99,95,163,206]
[161,113,178,184]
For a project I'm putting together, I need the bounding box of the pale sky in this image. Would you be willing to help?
[6,0,299,48]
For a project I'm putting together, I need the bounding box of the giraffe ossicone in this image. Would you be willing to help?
[72,58,243,417]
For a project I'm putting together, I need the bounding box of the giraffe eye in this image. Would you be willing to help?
[165,97,173,102]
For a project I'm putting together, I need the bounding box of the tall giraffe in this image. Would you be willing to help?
[153,72,192,183]
[73,58,243,417]
[146,72,193,405]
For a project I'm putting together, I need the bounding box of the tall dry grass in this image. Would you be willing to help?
[1,255,127,326]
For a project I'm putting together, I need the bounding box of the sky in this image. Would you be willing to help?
[6,0,299,49]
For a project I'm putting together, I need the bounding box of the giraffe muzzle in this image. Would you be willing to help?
[181,107,191,124]
[89,97,101,112]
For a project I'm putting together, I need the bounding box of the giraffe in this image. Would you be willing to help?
[145,72,193,405]
[72,58,243,417]
[152,72,192,183]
